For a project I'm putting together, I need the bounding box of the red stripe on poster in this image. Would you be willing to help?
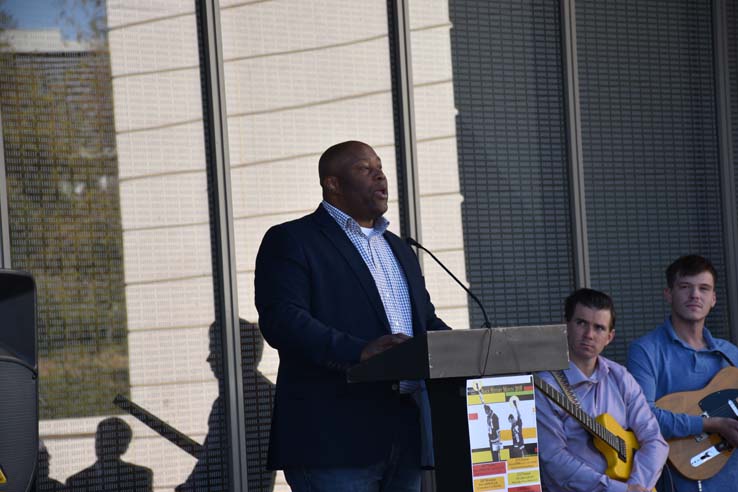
[472,461,506,477]
[508,485,541,492]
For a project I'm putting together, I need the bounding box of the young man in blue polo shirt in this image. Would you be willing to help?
[627,254,738,492]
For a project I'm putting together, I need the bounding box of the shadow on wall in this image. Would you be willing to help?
[65,417,153,492]
[176,319,276,492]
[35,319,275,492]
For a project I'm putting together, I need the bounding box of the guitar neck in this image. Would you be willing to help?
[533,374,620,452]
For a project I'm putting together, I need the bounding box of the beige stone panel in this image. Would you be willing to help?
[419,249,469,309]
[40,414,196,488]
[435,306,472,330]
[416,137,460,196]
[413,82,457,141]
[258,343,280,383]
[237,271,259,323]
[46,424,202,488]
[273,473,290,492]
[128,381,218,437]
[224,37,392,116]
[43,435,96,485]
[227,93,395,165]
[230,160,322,218]
[409,26,453,85]
[119,173,209,230]
[408,0,450,29]
[108,16,198,77]
[45,433,199,491]
[232,210,310,274]
[116,122,206,179]
[229,152,398,218]
[418,194,465,251]
[232,200,401,273]
[220,0,388,60]
[128,327,211,386]
[126,277,215,331]
[107,0,193,28]
[123,224,211,284]
[112,69,202,133]
[40,415,101,438]
[126,434,198,490]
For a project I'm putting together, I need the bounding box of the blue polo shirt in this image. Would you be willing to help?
[627,317,738,492]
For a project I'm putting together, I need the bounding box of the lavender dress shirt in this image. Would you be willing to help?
[536,357,668,492]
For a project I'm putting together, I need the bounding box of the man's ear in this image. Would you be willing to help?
[664,287,673,305]
[324,176,339,194]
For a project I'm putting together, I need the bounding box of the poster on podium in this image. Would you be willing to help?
[466,374,541,492]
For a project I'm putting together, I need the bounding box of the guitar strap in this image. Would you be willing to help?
[551,370,583,409]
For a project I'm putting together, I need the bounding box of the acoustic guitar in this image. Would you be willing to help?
[655,365,738,481]
[534,374,641,482]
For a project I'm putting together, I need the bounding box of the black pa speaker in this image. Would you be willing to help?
[0,270,38,492]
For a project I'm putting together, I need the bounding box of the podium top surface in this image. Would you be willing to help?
[348,324,568,383]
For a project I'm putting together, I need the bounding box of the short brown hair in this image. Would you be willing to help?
[564,288,616,331]
[665,255,717,288]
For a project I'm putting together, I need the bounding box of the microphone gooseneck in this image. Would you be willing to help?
[405,236,492,329]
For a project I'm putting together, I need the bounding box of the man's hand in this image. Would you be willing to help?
[703,416,738,447]
[360,334,410,361]
[626,484,650,492]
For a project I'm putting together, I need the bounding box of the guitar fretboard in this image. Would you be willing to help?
[533,374,625,459]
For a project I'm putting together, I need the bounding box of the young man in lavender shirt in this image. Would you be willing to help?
[536,288,667,492]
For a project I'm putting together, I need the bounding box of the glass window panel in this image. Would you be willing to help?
[0,1,228,490]
[444,0,574,328]
[407,1,470,330]
[220,1,398,490]
[577,0,728,363]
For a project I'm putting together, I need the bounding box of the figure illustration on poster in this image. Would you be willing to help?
[466,375,542,492]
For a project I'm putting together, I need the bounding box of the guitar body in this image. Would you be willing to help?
[656,366,738,481]
[533,375,647,486]
[592,413,640,482]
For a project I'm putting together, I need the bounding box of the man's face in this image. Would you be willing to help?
[328,144,388,227]
[665,271,716,324]
[566,304,614,366]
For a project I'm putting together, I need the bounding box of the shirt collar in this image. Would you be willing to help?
[663,316,717,351]
[321,200,389,235]
[565,356,609,386]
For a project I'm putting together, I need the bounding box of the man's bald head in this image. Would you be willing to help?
[318,141,388,227]
[318,140,371,186]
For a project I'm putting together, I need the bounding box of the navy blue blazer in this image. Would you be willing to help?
[254,205,449,469]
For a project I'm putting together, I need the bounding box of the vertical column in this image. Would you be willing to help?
[0,110,9,268]
[195,0,249,490]
[560,0,589,289]
[712,0,738,343]
[387,0,423,244]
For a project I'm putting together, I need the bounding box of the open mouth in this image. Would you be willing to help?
[374,188,388,199]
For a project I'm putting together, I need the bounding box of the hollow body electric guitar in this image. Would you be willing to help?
[533,374,641,482]
[655,366,738,481]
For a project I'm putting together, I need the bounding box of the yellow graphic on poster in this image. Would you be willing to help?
[509,470,541,485]
[466,374,543,492]
[473,475,506,491]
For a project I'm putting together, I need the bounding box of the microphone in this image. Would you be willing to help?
[405,237,492,329]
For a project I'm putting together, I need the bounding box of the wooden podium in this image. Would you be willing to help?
[348,324,569,492]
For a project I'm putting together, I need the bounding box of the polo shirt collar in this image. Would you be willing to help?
[663,316,718,351]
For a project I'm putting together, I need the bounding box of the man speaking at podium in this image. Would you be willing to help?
[255,141,449,491]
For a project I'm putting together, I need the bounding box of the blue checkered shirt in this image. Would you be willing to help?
[322,201,418,393]
[322,201,413,336]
